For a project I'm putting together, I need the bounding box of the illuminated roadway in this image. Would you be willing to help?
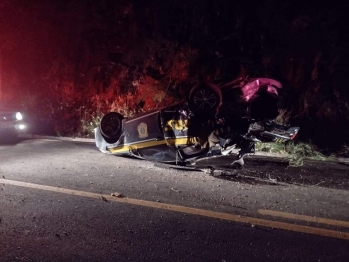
[1,138,349,261]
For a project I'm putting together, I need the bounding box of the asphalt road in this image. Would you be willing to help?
[1,138,349,261]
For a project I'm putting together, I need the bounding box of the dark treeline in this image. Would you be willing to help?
[1,0,348,153]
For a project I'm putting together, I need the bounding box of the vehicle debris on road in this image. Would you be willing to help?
[111,192,124,198]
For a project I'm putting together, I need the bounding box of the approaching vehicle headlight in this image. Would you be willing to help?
[15,124,26,130]
[15,112,23,120]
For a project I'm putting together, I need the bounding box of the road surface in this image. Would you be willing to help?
[1,138,349,261]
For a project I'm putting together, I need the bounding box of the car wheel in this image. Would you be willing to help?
[100,112,123,141]
[188,83,222,115]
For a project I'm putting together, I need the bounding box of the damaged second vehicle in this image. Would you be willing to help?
[95,76,299,167]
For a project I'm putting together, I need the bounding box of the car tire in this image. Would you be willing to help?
[188,83,222,115]
[100,112,123,141]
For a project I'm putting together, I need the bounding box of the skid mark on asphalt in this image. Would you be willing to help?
[1,178,349,241]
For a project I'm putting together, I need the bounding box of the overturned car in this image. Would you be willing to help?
[95,77,299,167]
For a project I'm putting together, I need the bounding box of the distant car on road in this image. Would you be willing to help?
[0,107,26,140]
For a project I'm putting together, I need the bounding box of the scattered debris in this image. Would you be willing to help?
[268,174,277,184]
[170,187,180,192]
[313,181,325,186]
[220,170,239,176]
[100,196,108,202]
[202,168,214,175]
[212,170,224,176]
[111,192,124,198]
[231,205,247,210]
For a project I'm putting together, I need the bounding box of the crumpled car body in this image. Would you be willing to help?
[95,77,299,167]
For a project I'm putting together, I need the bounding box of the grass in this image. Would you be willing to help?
[283,141,327,166]
[255,141,328,166]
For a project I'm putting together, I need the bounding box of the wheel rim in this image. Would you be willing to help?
[193,89,217,109]
[101,114,121,137]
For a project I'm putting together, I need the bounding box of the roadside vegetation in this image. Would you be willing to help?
[255,141,324,166]
[1,1,348,158]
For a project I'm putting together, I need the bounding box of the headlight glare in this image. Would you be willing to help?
[16,112,23,120]
[15,124,26,130]
[18,124,26,130]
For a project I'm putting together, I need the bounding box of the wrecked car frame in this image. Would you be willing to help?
[95,77,299,167]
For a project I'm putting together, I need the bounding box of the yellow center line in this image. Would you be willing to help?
[258,209,349,228]
[1,178,349,241]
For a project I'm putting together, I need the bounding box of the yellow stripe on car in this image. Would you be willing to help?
[108,137,196,154]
